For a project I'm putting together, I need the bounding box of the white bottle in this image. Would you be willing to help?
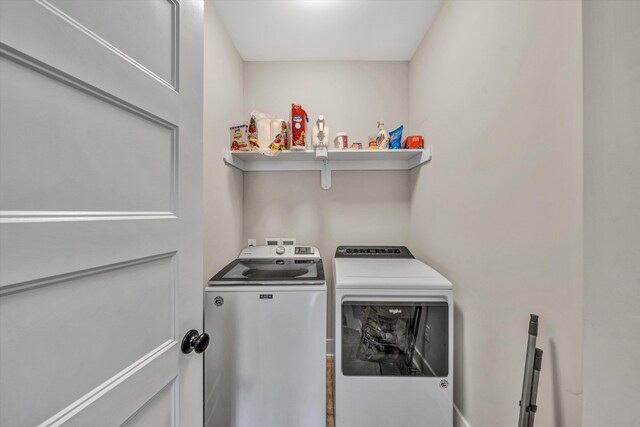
[312,115,330,157]
[376,121,389,150]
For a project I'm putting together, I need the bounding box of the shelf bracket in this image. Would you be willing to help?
[321,159,331,190]
[408,147,432,169]
[223,149,245,171]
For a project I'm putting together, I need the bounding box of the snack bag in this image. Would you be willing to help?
[389,125,403,150]
[267,119,288,153]
[247,115,260,151]
[249,111,276,151]
[404,135,424,149]
[229,125,249,151]
[290,103,308,150]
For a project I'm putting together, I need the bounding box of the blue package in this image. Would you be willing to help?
[389,125,403,149]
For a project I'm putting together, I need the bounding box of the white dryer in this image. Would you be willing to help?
[205,245,326,427]
[333,246,453,427]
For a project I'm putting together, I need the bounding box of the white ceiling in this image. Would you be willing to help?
[212,0,444,61]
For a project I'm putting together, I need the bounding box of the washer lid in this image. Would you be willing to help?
[209,258,325,286]
[333,258,452,290]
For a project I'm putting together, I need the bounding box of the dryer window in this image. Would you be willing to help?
[341,302,448,377]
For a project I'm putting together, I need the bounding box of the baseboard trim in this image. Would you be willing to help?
[326,338,335,356]
[454,404,471,427]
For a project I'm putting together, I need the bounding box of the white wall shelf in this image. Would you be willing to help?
[223,148,432,190]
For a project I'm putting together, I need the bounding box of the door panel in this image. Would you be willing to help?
[0,53,177,213]
[0,219,179,287]
[0,254,175,426]
[46,346,179,427]
[122,379,177,427]
[0,0,203,426]
[0,0,179,121]
[48,0,178,86]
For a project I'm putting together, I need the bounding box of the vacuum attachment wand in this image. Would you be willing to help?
[518,314,544,427]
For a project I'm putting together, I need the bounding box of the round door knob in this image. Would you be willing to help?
[181,329,210,354]
[276,245,285,255]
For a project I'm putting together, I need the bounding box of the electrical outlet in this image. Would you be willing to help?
[247,239,256,247]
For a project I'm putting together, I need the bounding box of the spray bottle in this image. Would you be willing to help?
[376,121,390,150]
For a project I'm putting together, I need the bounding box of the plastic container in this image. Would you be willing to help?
[334,132,348,149]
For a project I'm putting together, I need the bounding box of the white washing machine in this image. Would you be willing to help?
[333,246,453,427]
[205,245,326,427]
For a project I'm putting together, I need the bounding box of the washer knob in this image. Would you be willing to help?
[276,245,285,255]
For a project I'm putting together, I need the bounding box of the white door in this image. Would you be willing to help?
[0,1,204,426]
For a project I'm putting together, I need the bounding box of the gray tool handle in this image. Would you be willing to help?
[526,349,543,427]
[518,314,539,427]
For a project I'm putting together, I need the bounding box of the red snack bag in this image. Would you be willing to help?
[290,103,308,150]
[404,135,424,149]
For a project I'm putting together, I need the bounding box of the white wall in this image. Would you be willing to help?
[408,1,583,426]
[244,61,409,146]
[203,3,244,283]
[583,2,640,425]
[243,61,410,338]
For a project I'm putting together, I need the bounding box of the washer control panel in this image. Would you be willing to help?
[334,246,414,259]
[239,245,319,259]
[295,246,315,255]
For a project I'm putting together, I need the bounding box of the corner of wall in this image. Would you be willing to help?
[454,405,472,427]
[203,2,245,281]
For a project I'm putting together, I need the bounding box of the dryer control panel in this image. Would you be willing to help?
[334,246,414,259]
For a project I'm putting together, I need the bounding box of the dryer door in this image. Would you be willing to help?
[335,292,453,427]
[341,301,449,377]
